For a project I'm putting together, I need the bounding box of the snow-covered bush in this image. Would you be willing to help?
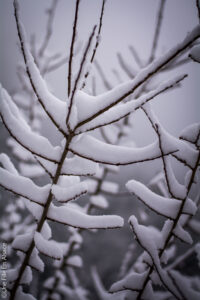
[0,0,200,299]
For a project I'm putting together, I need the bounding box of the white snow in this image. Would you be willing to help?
[19,162,45,178]
[16,19,68,133]
[47,203,124,229]
[67,255,83,268]
[173,221,193,244]
[61,156,98,176]
[183,198,197,215]
[126,180,181,219]
[189,45,200,63]
[29,248,44,272]
[110,270,149,293]
[0,153,18,175]
[90,195,108,209]
[129,216,182,299]
[41,221,52,240]
[25,201,43,220]
[0,87,61,162]
[0,167,51,204]
[76,75,187,134]
[34,231,63,260]
[12,232,34,252]
[180,122,200,146]
[52,181,88,203]
[70,134,174,165]
[74,25,200,126]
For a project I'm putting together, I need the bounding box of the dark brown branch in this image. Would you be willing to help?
[0,183,45,207]
[82,0,106,89]
[69,148,178,166]
[196,0,200,23]
[129,192,175,220]
[66,25,97,129]
[135,150,200,299]
[54,190,87,203]
[75,28,200,130]
[68,0,81,97]
[34,156,54,179]
[129,222,181,300]
[0,114,59,164]
[13,2,67,138]
[75,74,187,135]
[155,123,175,198]
[172,154,193,170]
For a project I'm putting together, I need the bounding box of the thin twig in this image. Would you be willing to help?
[196,0,200,23]
[82,0,106,89]
[68,0,81,97]
[13,1,67,138]
[66,25,97,130]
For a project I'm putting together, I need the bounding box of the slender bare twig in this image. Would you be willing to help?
[0,114,59,163]
[68,0,81,97]
[75,27,200,130]
[66,25,97,130]
[75,74,187,135]
[13,3,67,138]
[196,0,200,23]
[82,0,106,89]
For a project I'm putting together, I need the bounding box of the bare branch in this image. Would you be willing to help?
[75,25,200,130]
[70,148,177,166]
[0,114,59,164]
[66,25,97,129]
[196,0,200,23]
[13,1,67,138]
[75,74,187,135]
[68,0,81,97]
[82,0,106,89]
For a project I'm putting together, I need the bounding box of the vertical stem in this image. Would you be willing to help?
[68,0,81,97]
[9,134,74,300]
